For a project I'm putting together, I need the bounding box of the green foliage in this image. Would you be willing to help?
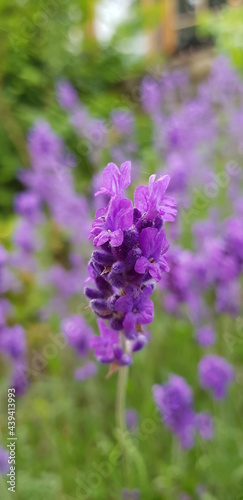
[0,0,144,213]
[3,306,241,500]
[197,6,243,72]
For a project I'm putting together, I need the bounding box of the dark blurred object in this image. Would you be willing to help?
[165,0,227,54]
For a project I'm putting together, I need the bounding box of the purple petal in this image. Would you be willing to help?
[134,185,149,213]
[123,312,136,331]
[148,263,163,282]
[115,296,132,313]
[120,161,131,189]
[136,300,154,324]
[134,256,148,274]
[109,229,124,247]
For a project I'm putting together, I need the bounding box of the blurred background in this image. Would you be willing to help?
[1,1,243,499]
[1,0,242,214]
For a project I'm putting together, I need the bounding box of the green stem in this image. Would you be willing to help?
[116,357,129,485]
[116,365,128,437]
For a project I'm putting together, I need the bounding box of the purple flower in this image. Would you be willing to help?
[14,191,40,220]
[199,355,234,399]
[153,375,195,448]
[111,110,134,136]
[125,409,139,431]
[86,161,176,366]
[195,412,214,440]
[89,319,131,365]
[11,362,29,396]
[0,299,12,328]
[0,245,8,267]
[61,316,92,357]
[115,286,154,338]
[0,325,26,360]
[134,174,177,222]
[0,447,9,474]
[94,161,131,198]
[195,326,216,348]
[56,79,78,110]
[90,196,134,247]
[122,489,140,500]
[13,219,39,254]
[28,120,63,167]
[135,227,169,281]
[74,362,98,381]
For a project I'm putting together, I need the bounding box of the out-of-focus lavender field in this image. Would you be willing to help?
[0,2,243,499]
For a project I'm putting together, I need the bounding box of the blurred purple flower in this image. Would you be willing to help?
[195,326,216,348]
[74,362,98,381]
[56,79,78,110]
[122,489,140,499]
[153,375,195,448]
[199,355,234,399]
[61,316,92,357]
[0,325,26,360]
[125,409,139,431]
[195,412,214,440]
[0,447,9,474]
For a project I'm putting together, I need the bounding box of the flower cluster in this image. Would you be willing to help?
[0,246,28,395]
[153,375,214,449]
[85,161,177,366]
[15,120,89,320]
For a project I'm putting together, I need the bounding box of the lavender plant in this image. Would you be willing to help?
[85,161,177,368]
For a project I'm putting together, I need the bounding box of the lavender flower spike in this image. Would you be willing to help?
[153,375,195,448]
[86,161,176,367]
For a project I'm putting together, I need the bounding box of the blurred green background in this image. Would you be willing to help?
[1,1,243,499]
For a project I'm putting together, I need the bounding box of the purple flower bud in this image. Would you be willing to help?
[110,317,124,331]
[84,287,104,300]
[133,208,141,224]
[154,215,164,231]
[90,299,110,313]
[108,270,126,288]
[119,353,132,366]
[95,276,113,298]
[92,250,114,266]
[132,334,148,352]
